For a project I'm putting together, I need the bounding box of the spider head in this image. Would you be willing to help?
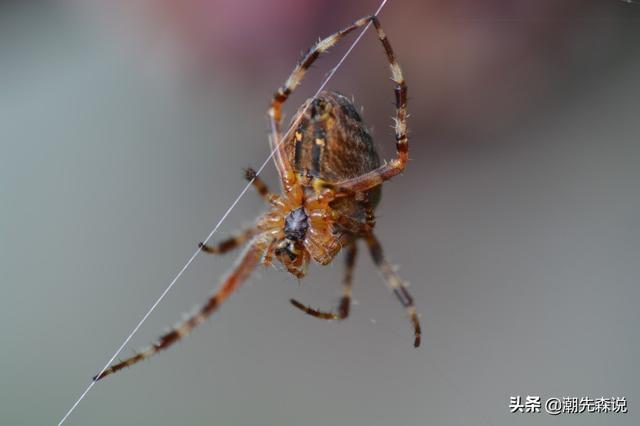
[274,207,310,278]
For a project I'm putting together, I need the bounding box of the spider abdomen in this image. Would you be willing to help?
[288,91,381,182]
[287,91,382,223]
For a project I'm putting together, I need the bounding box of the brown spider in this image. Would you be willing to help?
[96,15,420,381]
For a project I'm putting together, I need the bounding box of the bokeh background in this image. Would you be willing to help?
[1,0,639,425]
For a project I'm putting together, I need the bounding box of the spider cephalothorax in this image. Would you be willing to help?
[96,15,420,382]
[284,207,309,241]
[258,176,341,279]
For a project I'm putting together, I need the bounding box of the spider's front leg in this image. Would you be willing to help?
[268,16,374,192]
[290,241,358,320]
[94,238,269,381]
[335,16,409,193]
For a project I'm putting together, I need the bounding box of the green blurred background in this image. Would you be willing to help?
[1,0,639,425]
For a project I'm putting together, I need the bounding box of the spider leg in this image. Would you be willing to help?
[199,167,282,255]
[94,238,268,381]
[244,167,281,206]
[268,16,374,192]
[365,232,421,347]
[198,227,256,255]
[289,299,339,320]
[290,241,358,320]
[335,17,409,193]
[338,240,358,318]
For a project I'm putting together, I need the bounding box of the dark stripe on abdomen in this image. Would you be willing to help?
[294,137,303,171]
[311,127,326,176]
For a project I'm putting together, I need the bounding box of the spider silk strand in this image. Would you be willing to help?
[57,1,388,424]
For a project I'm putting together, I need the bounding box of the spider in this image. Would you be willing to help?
[96,15,420,381]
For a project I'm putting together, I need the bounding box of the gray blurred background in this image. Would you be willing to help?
[1,0,639,425]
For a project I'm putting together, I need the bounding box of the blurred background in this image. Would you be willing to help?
[1,0,639,425]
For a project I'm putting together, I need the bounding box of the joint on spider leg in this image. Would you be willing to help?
[199,238,237,254]
[275,87,291,102]
[338,296,350,319]
[244,167,257,182]
[356,16,373,27]
[388,158,406,172]
[370,16,384,36]
[390,63,404,85]
[198,241,221,254]
[316,34,339,53]
[268,100,284,122]
[395,85,408,108]
[395,139,408,155]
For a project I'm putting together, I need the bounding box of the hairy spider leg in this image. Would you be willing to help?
[335,17,409,192]
[199,168,280,254]
[268,16,373,194]
[95,238,269,381]
[365,232,421,347]
[268,16,409,195]
[244,167,282,206]
[199,228,257,255]
[290,240,358,320]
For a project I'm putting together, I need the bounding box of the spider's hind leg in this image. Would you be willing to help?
[365,232,421,347]
[290,241,358,320]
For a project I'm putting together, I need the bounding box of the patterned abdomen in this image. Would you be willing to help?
[286,91,382,221]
